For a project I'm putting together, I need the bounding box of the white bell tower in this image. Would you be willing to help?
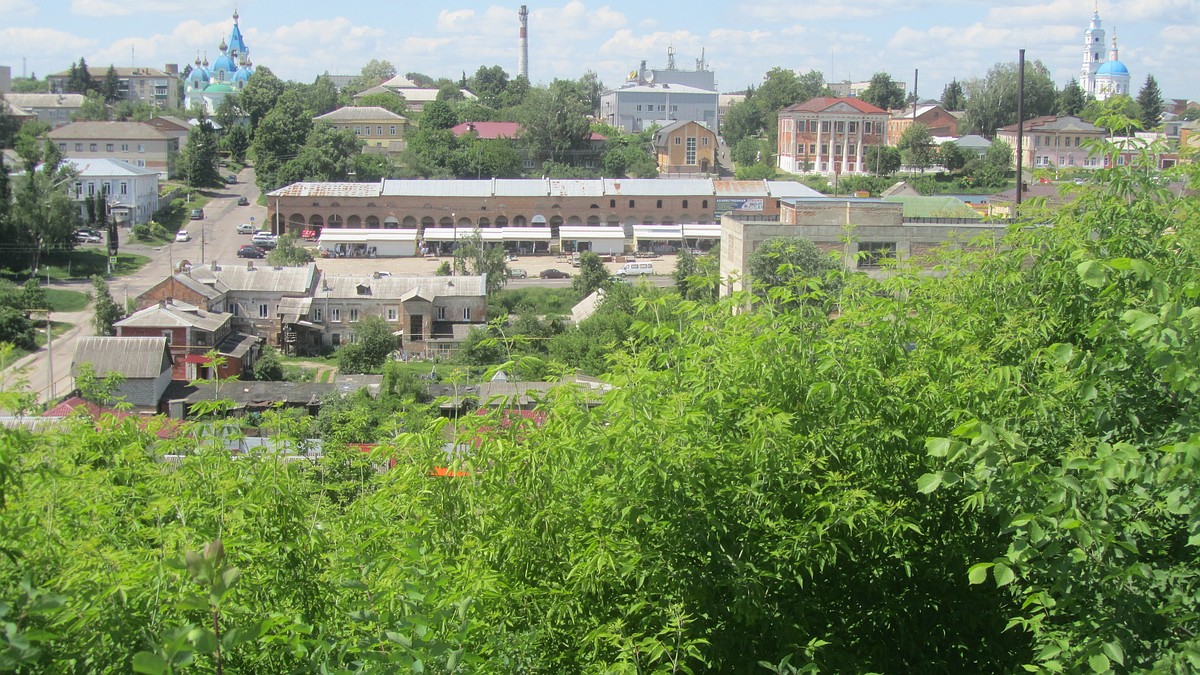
[1080,3,1106,96]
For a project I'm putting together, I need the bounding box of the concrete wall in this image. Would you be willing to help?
[719,200,1006,296]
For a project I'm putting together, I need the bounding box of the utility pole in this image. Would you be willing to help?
[201,228,206,264]
[1016,48,1026,215]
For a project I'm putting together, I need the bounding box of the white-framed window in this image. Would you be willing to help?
[848,122,857,133]
[136,160,145,167]
[389,125,396,135]
[349,308,359,322]
[89,143,97,151]
[106,143,114,152]
[462,307,471,321]
[314,307,322,322]
[121,143,129,152]
[436,306,446,320]
[701,137,709,146]
[331,308,341,323]
[363,126,370,135]
[864,122,873,134]
[58,143,67,151]
[258,303,268,318]
[75,143,83,151]
[809,144,816,154]
[230,302,239,317]
[377,126,382,135]
[349,333,359,343]
[686,137,697,165]
[849,144,857,155]
[73,182,82,197]
[858,241,897,269]
[808,120,818,132]
[835,121,845,133]
[162,330,172,346]
[120,182,128,195]
[137,144,145,152]
[820,121,830,133]
[522,159,535,169]
[674,136,681,145]
[636,105,642,112]
[387,308,397,321]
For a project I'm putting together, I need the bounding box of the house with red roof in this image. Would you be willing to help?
[451,121,607,173]
[776,97,890,176]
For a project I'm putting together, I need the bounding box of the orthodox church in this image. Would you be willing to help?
[184,8,256,114]
[1079,6,1130,101]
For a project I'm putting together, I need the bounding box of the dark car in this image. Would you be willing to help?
[225,174,237,184]
[237,245,265,259]
[539,268,570,279]
[237,196,250,206]
[189,208,204,220]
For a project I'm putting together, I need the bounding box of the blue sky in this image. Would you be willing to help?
[2,0,1197,104]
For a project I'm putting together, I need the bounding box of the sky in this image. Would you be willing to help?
[2,0,1197,104]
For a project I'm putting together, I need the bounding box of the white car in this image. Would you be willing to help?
[175,230,191,242]
[237,223,257,235]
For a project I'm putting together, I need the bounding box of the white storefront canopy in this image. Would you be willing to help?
[318,228,418,244]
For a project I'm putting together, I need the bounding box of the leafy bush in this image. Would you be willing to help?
[131,223,151,241]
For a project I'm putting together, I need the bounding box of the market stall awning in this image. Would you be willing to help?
[633,225,683,240]
[559,226,627,240]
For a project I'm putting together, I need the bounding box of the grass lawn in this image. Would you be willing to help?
[45,289,89,312]
[5,320,74,363]
[3,250,151,282]
[492,287,581,315]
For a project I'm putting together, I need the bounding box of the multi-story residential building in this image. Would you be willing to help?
[185,263,320,347]
[115,300,262,380]
[1,93,85,129]
[48,65,179,109]
[48,121,179,178]
[600,83,719,133]
[315,107,409,155]
[652,120,718,175]
[777,97,890,175]
[65,158,160,226]
[888,104,961,144]
[995,116,1108,170]
[141,116,193,143]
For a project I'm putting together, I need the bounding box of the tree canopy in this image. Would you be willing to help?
[964,60,1056,136]
[860,72,907,111]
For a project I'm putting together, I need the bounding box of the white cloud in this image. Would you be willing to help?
[0,27,95,65]
[0,0,36,16]
[70,0,191,17]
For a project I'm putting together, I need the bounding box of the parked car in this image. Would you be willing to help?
[237,196,250,206]
[75,230,102,244]
[237,245,265,259]
[252,233,278,250]
[189,208,204,220]
[508,268,528,279]
[617,261,654,277]
[237,223,257,234]
[539,268,570,279]
[225,174,238,184]
[175,230,190,242]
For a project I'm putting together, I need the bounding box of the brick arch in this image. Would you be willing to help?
[495,215,509,227]
[402,216,417,228]
[567,215,582,225]
[327,214,343,228]
[587,215,600,226]
[365,215,380,228]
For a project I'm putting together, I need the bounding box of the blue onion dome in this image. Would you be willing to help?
[1096,60,1129,76]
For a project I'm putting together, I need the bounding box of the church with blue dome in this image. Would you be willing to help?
[184,8,256,114]
[1079,6,1130,101]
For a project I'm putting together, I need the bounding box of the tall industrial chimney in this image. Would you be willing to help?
[518,5,529,80]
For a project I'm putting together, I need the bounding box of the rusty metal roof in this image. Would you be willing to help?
[267,182,382,198]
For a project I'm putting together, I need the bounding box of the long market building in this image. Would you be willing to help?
[268,178,820,256]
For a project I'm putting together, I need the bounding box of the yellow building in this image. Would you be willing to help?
[313,106,409,155]
[653,120,718,175]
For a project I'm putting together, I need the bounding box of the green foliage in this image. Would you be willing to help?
[452,229,508,295]
[1057,78,1087,117]
[251,345,284,381]
[859,72,906,111]
[864,145,902,176]
[736,162,776,180]
[74,92,109,122]
[1082,95,1144,136]
[181,112,221,188]
[5,142,1200,673]
[336,316,397,374]
[491,286,579,316]
[434,261,452,276]
[897,123,936,172]
[673,247,720,302]
[965,60,1056,136]
[747,236,845,303]
[265,234,314,267]
[941,79,966,110]
[572,251,608,297]
[939,142,968,172]
[89,274,123,336]
[74,361,125,405]
[1136,74,1164,131]
[354,91,408,116]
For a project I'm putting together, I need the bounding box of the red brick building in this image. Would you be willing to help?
[777,97,890,175]
[114,300,261,380]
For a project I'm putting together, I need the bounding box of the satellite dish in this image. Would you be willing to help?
[644,70,655,83]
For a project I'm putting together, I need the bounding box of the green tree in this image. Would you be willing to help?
[419,99,457,131]
[897,123,936,172]
[467,65,511,109]
[275,122,362,185]
[572,252,608,297]
[964,60,1056,136]
[517,81,592,164]
[354,91,407,116]
[864,145,901,176]
[720,93,764,148]
[746,236,844,302]
[182,111,221,187]
[74,92,108,121]
[251,90,311,191]
[939,141,968,172]
[1081,95,1143,136]
[1136,74,1164,131]
[220,123,250,162]
[860,72,906,111]
[237,66,285,131]
[266,235,315,267]
[336,316,397,374]
[251,345,284,381]
[214,94,242,131]
[452,228,508,295]
[1056,78,1086,117]
[19,279,47,312]
[90,274,123,336]
[941,79,966,110]
[599,127,657,178]
[100,65,120,103]
[11,140,79,274]
[73,361,124,405]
